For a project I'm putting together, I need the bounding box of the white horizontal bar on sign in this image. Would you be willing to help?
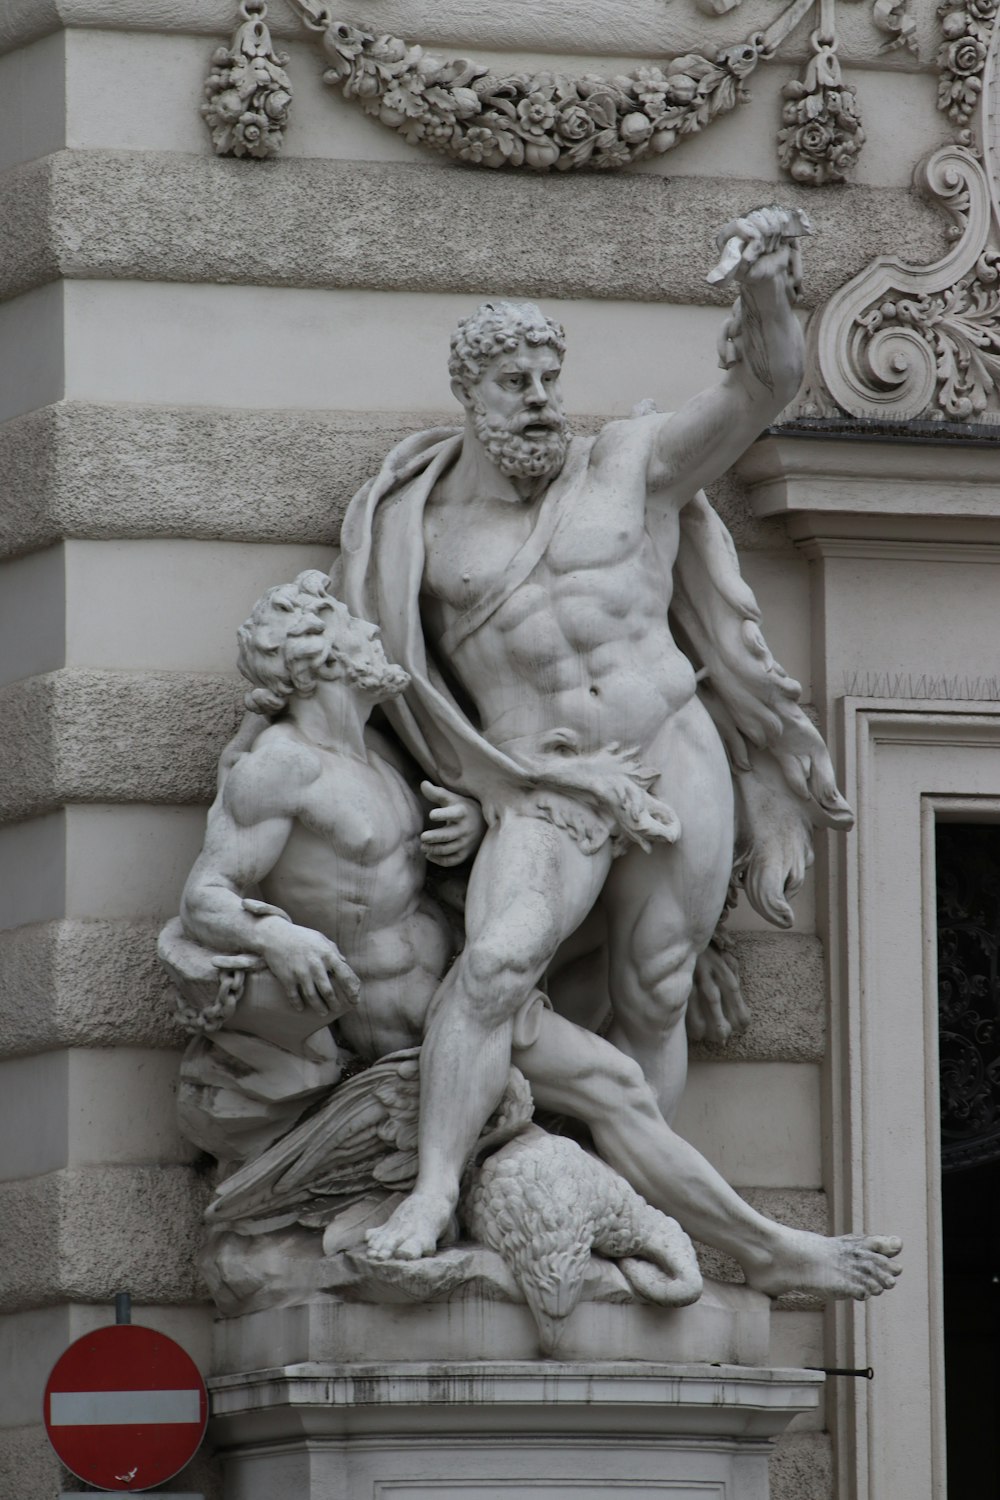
[49,1387,202,1425]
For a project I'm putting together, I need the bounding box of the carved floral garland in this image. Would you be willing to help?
[303,16,765,172]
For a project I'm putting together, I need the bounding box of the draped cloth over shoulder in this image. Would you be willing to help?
[340,427,852,912]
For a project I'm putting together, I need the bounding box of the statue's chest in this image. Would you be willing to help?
[423,503,534,612]
[423,483,642,612]
[298,759,420,863]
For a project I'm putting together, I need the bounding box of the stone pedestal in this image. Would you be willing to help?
[209,1288,822,1499]
[209,1360,822,1499]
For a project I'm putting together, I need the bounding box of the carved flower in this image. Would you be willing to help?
[632,65,670,96]
[457,124,499,163]
[476,113,526,166]
[944,35,988,77]
[516,91,557,136]
[554,101,597,143]
[423,84,481,120]
[966,0,999,19]
[791,119,834,159]
[591,129,633,168]
[424,114,461,150]
[637,90,667,117]
[233,109,269,153]
[577,89,619,129]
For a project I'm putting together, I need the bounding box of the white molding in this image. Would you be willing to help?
[737,429,1000,551]
[826,698,1000,1500]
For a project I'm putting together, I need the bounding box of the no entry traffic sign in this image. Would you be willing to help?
[44,1324,208,1492]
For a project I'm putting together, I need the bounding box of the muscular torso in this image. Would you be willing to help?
[421,427,698,752]
[255,725,451,1054]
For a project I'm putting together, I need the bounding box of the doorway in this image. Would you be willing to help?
[937,823,1000,1495]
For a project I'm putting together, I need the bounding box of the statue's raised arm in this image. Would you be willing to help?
[643,205,812,502]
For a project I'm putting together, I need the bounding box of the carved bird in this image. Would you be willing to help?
[461,1125,703,1354]
[205,1049,534,1248]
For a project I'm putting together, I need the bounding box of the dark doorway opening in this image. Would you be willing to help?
[937,824,1000,1496]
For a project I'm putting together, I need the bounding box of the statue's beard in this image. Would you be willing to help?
[343,656,411,700]
[473,407,570,480]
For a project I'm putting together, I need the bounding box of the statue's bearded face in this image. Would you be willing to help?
[320,612,410,702]
[469,342,569,480]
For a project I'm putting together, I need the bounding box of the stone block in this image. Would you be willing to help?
[0,1165,209,1313]
[214,1280,771,1371]
[0,0,941,75]
[0,668,243,823]
[0,150,948,312]
[770,1430,834,1500]
[0,402,789,564]
[208,1359,824,1500]
[0,918,184,1057]
[691,933,826,1065]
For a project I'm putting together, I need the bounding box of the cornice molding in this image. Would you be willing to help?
[0,0,938,66]
[737,428,1000,549]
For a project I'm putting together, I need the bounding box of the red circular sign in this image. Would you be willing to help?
[43,1324,208,1492]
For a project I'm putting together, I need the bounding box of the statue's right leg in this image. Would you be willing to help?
[516,1012,903,1302]
[366,810,611,1261]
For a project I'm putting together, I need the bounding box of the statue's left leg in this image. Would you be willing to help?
[601,695,734,1123]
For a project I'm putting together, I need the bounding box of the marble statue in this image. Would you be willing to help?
[338,204,855,1261]
[161,206,904,1346]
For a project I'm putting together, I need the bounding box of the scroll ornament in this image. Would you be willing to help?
[202,0,292,158]
[803,2,1000,422]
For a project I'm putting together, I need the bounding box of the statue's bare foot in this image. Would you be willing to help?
[365,1191,452,1261]
[744,1229,902,1301]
